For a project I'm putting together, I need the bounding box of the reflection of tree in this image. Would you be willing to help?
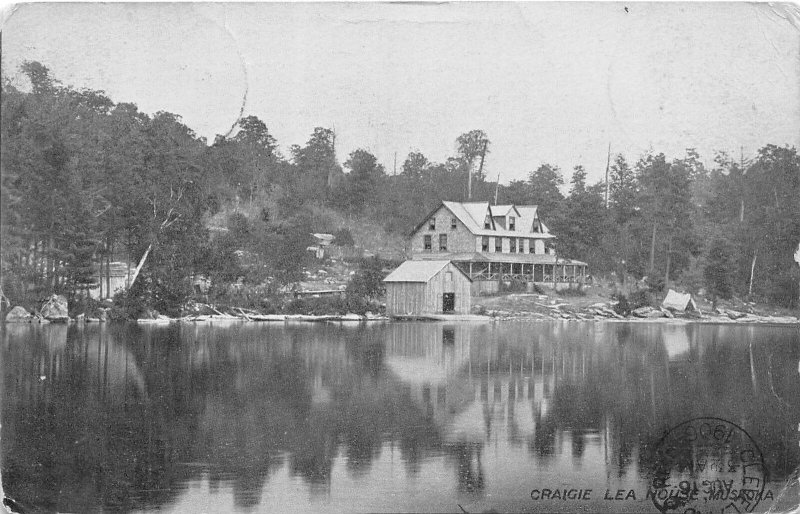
[529,412,558,460]
[447,322,798,486]
[637,324,800,481]
[571,429,586,461]
[2,322,798,513]
[1,323,445,512]
[290,412,335,488]
[448,442,485,495]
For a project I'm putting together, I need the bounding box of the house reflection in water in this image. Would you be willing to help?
[381,322,605,494]
[379,320,799,502]
[2,321,797,513]
[384,323,574,438]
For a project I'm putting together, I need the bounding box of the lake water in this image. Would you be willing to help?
[2,321,798,513]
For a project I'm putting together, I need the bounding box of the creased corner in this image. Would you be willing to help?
[0,2,22,31]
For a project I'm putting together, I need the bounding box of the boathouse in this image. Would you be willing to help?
[383,260,471,316]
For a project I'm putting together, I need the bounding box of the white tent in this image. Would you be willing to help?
[661,289,697,311]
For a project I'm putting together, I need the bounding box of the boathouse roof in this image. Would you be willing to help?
[384,260,469,283]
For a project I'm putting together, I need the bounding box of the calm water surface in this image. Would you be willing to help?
[2,321,798,513]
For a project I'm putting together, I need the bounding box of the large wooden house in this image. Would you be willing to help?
[409,201,587,293]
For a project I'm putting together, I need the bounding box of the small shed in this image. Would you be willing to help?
[383,260,471,316]
[307,233,335,259]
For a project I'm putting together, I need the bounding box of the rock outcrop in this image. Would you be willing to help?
[40,294,69,322]
[5,306,32,322]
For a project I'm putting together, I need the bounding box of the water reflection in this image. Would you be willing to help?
[2,321,798,513]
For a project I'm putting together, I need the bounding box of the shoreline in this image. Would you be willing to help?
[125,312,800,325]
[4,307,799,325]
[4,292,798,326]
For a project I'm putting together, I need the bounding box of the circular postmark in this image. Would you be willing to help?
[649,417,767,514]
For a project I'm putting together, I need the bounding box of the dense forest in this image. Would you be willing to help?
[1,62,798,314]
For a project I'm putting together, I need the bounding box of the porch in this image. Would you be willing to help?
[453,261,588,285]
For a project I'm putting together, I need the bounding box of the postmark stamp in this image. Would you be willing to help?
[649,417,768,514]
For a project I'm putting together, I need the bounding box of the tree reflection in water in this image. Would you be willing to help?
[1,321,797,512]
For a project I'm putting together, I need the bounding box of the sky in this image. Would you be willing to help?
[2,2,799,185]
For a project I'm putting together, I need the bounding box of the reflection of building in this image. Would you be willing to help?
[383,260,472,315]
[383,324,558,444]
[409,201,588,293]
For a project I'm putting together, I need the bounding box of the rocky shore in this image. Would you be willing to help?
[5,291,798,326]
[3,295,390,325]
[476,293,800,324]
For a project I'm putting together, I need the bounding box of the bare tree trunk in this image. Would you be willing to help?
[605,142,611,209]
[477,140,488,181]
[105,242,111,298]
[748,248,758,297]
[32,236,39,286]
[739,199,744,223]
[663,236,673,290]
[48,234,55,292]
[467,164,472,200]
[649,223,657,276]
[128,244,152,290]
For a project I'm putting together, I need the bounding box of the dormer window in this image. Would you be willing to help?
[484,216,491,229]
[509,216,515,231]
[429,218,436,230]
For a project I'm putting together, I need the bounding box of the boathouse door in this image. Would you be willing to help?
[442,293,455,313]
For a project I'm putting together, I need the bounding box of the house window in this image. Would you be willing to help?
[445,271,453,281]
[429,218,436,230]
[451,217,457,229]
[424,235,432,250]
[509,216,516,231]
[439,234,448,251]
[484,216,491,229]
[510,237,517,253]
[482,236,489,252]
[529,239,536,253]
[495,237,502,252]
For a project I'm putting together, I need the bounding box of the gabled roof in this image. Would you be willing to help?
[489,205,520,218]
[443,201,490,232]
[384,260,470,282]
[515,206,545,233]
[312,233,335,244]
[515,205,538,220]
[411,201,554,238]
